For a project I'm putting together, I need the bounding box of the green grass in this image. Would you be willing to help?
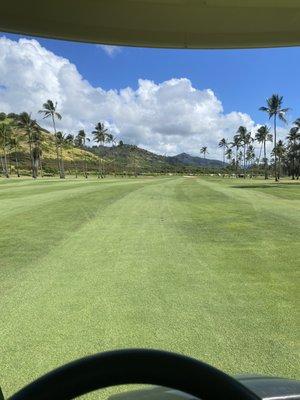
[0,176,299,398]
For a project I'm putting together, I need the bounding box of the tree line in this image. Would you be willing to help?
[202,94,300,181]
[1,94,300,180]
[0,100,122,179]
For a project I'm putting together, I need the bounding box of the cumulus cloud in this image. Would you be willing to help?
[97,44,122,57]
[0,37,263,158]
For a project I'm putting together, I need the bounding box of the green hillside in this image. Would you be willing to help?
[0,117,98,176]
[1,115,223,177]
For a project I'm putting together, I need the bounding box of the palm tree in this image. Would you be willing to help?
[236,126,252,176]
[0,123,10,178]
[55,131,67,178]
[225,147,232,161]
[65,134,78,178]
[255,125,273,179]
[218,138,227,165]
[291,118,300,179]
[9,129,22,177]
[76,129,90,178]
[231,134,241,174]
[237,149,243,168]
[31,129,43,178]
[17,112,39,178]
[200,146,208,159]
[225,147,233,173]
[246,144,255,169]
[286,126,300,180]
[92,122,108,178]
[39,100,64,178]
[272,140,286,180]
[259,94,289,181]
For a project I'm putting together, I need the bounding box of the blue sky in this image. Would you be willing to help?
[1,31,299,157]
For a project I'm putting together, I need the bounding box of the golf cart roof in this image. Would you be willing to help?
[1,0,300,49]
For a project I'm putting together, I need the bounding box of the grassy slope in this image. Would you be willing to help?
[2,117,98,165]
[3,118,220,173]
[0,177,299,398]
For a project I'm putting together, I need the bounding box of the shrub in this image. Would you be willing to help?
[7,112,19,120]
[43,166,58,174]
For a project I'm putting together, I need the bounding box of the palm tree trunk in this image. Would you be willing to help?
[100,142,104,178]
[258,142,263,164]
[40,154,43,178]
[72,150,78,178]
[274,114,278,181]
[263,140,268,180]
[55,139,61,177]
[28,139,35,178]
[15,148,20,177]
[84,154,88,178]
[243,146,246,178]
[81,157,85,177]
[8,152,12,175]
[291,139,296,180]
[292,158,295,180]
[51,114,63,178]
[36,142,43,178]
[3,144,9,178]
[32,143,38,179]
[60,146,65,178]
[1,153,9,178]
[33,158,38,179]
[1,155,5,176]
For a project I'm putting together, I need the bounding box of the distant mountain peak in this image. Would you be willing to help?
[168,152,224,167]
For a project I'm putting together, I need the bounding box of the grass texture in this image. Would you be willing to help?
[0,176,299,397]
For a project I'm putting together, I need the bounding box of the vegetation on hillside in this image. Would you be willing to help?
[0,93,299,180]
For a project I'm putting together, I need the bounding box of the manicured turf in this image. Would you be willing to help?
[0,176,299,397]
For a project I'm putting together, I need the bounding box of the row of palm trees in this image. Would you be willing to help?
[215,94,299,181]
[0,100,119,179]
[1,95,300,180]
[39,100,118,179]
[0,112,43,179]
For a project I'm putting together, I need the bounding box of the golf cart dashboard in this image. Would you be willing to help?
[108,377,300,400]
[5,349,300,400]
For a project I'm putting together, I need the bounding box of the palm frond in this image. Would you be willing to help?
[293,118,300,128]
[278,112,287,124]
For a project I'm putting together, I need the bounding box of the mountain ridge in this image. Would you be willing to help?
[167,152,224,167]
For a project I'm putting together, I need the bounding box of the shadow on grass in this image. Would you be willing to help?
[231,183,299,189]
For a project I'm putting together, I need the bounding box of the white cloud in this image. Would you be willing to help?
[0,36,270,159]
[97,44,122,57]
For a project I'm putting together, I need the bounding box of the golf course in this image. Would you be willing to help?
[0,176,299,397]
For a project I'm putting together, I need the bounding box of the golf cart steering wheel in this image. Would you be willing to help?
[9,349,260,400]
